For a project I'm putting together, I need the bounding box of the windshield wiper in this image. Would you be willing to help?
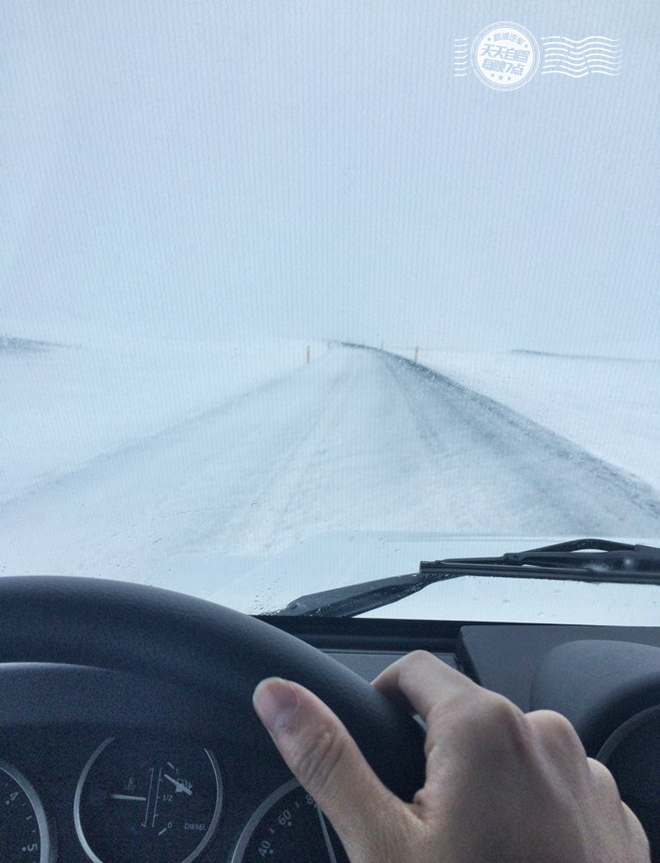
[272,539,660,618]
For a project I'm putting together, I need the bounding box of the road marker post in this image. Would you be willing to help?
[307,345,310,363]
[414,347,419,363]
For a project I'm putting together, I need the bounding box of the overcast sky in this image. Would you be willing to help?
[1,1,658,352]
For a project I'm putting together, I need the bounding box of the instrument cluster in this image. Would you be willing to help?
[0,729,348,863]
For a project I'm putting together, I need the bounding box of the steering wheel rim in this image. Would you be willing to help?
[0,576,425,801]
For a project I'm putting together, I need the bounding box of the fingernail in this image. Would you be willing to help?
[253,678,299,735]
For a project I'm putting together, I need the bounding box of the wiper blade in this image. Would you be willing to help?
[272,539,660,618]
[441,537,660,570]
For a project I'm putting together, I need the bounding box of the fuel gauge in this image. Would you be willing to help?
[74,737,222,863]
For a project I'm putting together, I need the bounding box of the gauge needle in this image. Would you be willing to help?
[111,794,147,801]
[164,773,192,796]
[317,809,339,863]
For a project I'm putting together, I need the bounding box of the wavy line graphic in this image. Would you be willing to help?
[542,47,622,56]
[454,38,469,77]
[543,55,623,62]
[543,57,622,67]
[540,35,622,76]
[541,70,589,77]
[543,52,621,59]
[540,36,621,44]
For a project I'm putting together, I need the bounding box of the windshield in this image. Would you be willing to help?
[2,2,658,623]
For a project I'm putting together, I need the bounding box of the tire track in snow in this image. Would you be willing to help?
[196,361,353,555]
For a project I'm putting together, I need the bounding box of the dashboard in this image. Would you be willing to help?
[1,614,659,863]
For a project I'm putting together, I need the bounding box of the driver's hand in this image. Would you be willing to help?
[253,650,650,863]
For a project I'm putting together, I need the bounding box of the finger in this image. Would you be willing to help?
[253,677,409,854]
[526,710,589,768]
[372,650,483,722]
[587,760,652,860]
[587,757,623,797]
[621,801,652,861]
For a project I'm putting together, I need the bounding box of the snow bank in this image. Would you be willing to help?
[396,348,660,494]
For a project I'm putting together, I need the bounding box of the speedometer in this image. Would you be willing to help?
[0,760,51,863]
[231,779,349,863]
[74,737,222,863]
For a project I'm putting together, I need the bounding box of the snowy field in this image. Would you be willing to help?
[1,330,659,625]
[1,320,326,503]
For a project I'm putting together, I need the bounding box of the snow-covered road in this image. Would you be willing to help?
[2,345,659,577]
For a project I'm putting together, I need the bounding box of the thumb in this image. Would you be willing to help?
[253,677,406,856]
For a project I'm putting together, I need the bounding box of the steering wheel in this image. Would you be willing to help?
[0,576,426,806]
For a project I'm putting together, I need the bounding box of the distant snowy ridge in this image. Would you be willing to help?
[0,335,57,352]
[511,349,659,364]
